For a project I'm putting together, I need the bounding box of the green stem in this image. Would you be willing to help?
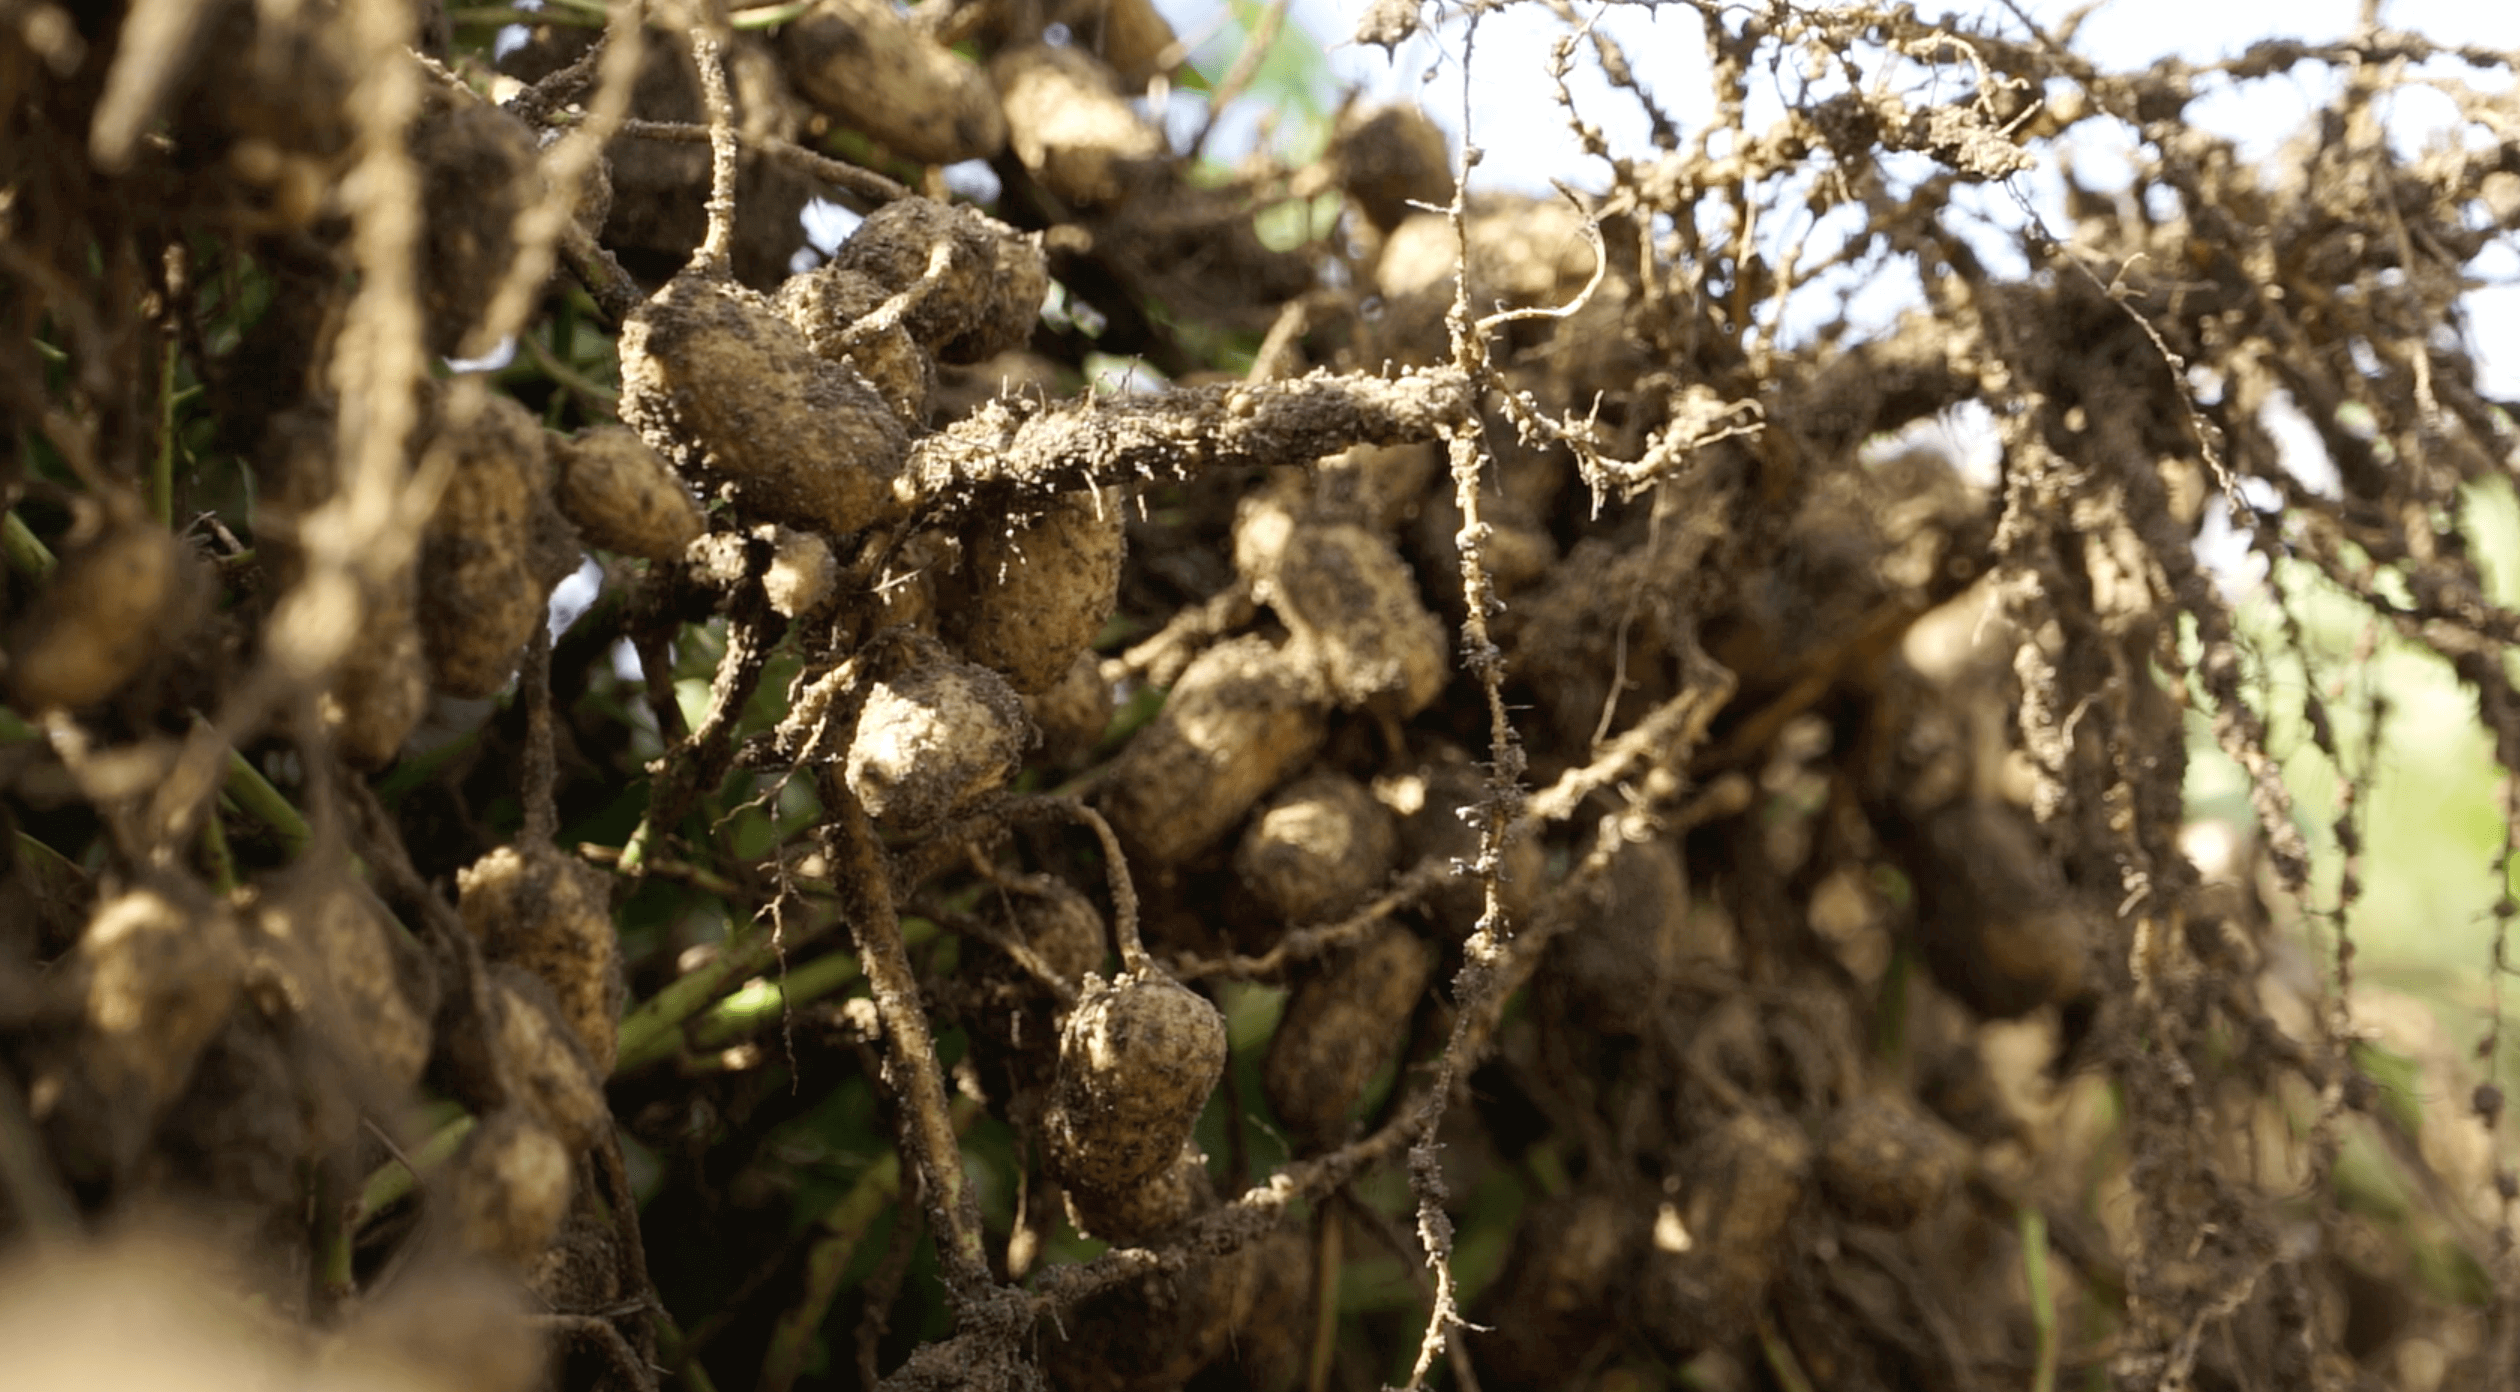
[614,917,933,1074]
[2,512,55,580]
[1754,1312,1817,1392]
[354,1111,478,1226]
[651,1309,723,1392]
[315,1162,354,1304]
[2022,1206,2058,1392]
[153,338,177,528]
[759,1151,902,1392]
[688,949,866,1052]
[200,807,237,894]
[222,743,311,854]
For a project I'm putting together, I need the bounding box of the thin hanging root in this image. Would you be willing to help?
[684,18,741,281]
[465,0,648,356]
[818,772,995,1304]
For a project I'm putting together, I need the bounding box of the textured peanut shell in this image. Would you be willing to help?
[777,0,1007,166]
[1331,103,1453,234]
[1391,753,1545,940]
[322,566,431,768]
[486,966,612,1148]
[827,197,1048,364]
[1046,1233,1286,1392]
[1099,635,1327,866]
[772,265,936,426]
[458,843,624,1074]
[946,486,1124,694]
[845,652,1035,832]
[1818,1093,1962,1229]
[8,519,184,712]
[991,45,1166,208]
[275,880,434,1094]
[1909,799,2092,1018]
[1550,834,1691,1038]
[1467,1192,1646,1389]
[412,101,538,357]
[551,425,706,561]
[1235,495,1448,716]
[445,1109,574,1271]
[417,392,552,698]
[1642,1110,1811,1362]
[254,406,429,763]
[1025,649,1115,767]
[78,887,244,1108]
[1043,0,1179,85]
[1262,923,1434,1148]
[1043,970,1227,1194]
[1062,1143,1213,1246]
[1234,770,1401,927]
[1015,875,1109,989]
[617,272,909,536]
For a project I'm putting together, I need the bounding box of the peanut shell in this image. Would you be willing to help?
[1262,922,1433,1148]
[1641,1109,1811,1362]
[1099,635,1327,866]
[1062,1143,1213,1246]
[845,647,1036,832]
[992,45,1166,208]
[1043,969,1227,1194]
[777,0,1007,166]
[1818,1093,1962,1229]
[1234,770,1400,927]
[826,196,1048,364]
[551,425,706,561]
[1235,493,1448,717]
[773,265,936,426]
[443,1109,574,1271]
[417,392,554,698]
[8,518,187,713]
[946,486,1125,694]
[457,842,624,1074]
[617,272,909,536]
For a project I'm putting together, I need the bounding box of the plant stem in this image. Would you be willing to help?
[2,512,55,580]
[354,1110,477,1226]
[2022,1205,2058,1392]
[759,1150,901,1392]
[820,772,994,1304]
